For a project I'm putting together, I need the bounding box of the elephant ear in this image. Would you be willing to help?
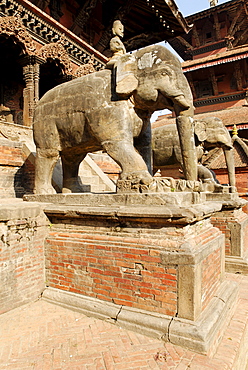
[194,120,207,142]
[115,54,138,97]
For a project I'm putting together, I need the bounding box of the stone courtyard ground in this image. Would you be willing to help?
[0,273,247,370]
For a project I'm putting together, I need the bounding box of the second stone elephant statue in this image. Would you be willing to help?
[152,117,236,189]
[33,44,198,194]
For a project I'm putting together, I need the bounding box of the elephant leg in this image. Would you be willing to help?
[134,124,152,175]
[61,153,86,193]
[176,115,198,181]
[102,140,152,185]
[223,148,236,191]
[34,148,59,194]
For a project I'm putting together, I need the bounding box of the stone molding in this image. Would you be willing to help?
[42,280,237,354]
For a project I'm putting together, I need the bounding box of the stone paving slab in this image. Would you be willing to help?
[0,273,247,370]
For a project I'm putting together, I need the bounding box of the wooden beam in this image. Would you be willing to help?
[177,36,193,50]
[227,5,243,36]
[233,23,248,47]
[192,27,200,48]
[209,68,218,96]
[71,0,98,31]
[213,12,221,41]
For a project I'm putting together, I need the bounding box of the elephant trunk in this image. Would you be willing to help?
[223,147,236,191]
[176,115,198,181]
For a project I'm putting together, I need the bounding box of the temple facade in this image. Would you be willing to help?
[155,0,248,196]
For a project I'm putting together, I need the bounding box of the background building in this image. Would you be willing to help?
[154,0,248,197]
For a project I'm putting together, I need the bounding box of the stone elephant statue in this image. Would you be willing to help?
[33,44,197,194]
[152,117,236,189]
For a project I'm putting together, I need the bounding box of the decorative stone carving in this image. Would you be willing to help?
[106,20,126,69]
[0,15,36,55]
[33,44,197,194]
[116,177,233,193]
[74,55,96,77]
[38,36,72,74]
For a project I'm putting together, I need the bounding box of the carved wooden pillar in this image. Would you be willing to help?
[234,63,243,91]
[19,56,43,127]
[22,63,34,126]
[187,74,197,100]
[209,68,218,96]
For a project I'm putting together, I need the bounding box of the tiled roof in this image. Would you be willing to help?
[202,138,248,169]
[182,46,248,72]
[152,106,248,128]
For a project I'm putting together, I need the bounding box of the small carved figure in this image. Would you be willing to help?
[106,20,126,69]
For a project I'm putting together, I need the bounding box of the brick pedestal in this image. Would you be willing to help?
[35,193,237,354]
[211,208,248,274]
[0,201,47,314]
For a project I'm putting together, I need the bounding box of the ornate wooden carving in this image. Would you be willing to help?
[74,55,95,77]
[228,5,243,36]
[0,15,36,55]
[234,63,243,91]
[72,0,98,30]
[38,37,72,74]
[186,75,197,100]
[22,64,35,126]
[177,36,193,50]
[19,56,43,126]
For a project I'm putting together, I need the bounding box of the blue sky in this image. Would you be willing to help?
[175,0,228,17]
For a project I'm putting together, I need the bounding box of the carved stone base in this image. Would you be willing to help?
[35,194,237,354]
[116,177,236,194]
[43,280,237,355]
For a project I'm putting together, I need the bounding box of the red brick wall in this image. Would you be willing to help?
[45,230,178,316]
[211,209,248,256]
[45,217,223,319]
[0,138,35,197]
[0,212,46,314]
[201,247,222,310]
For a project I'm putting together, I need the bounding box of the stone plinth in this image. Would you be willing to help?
[211,208,248,274]
[25,192,238,354]
[0,200,47,314]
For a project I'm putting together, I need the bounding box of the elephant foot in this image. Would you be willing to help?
[62,177,85,193]
[117,170,153,193]
[120,170,153,185]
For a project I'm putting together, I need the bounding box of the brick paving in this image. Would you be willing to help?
[0,273,247,370]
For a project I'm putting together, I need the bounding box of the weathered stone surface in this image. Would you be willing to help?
[24,191,205,206]
[42,279,237,354]
[33,44,197,195]
[153,117,236,188]
[0,201,42,221]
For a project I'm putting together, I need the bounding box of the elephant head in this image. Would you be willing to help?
[194,117,236,188]
[114,45,197,181]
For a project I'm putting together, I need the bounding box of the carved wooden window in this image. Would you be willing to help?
[194,80,214,98]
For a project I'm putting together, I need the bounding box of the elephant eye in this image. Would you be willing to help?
[161,72,167,76]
